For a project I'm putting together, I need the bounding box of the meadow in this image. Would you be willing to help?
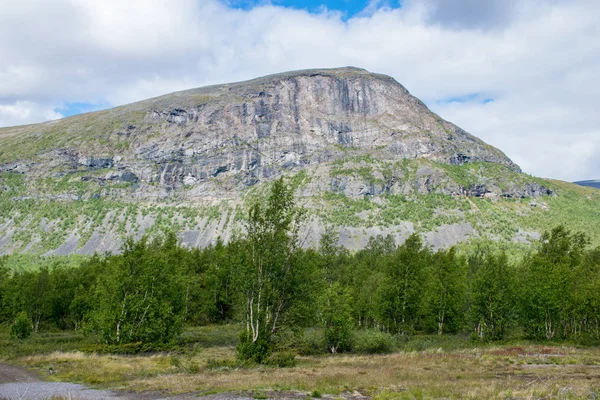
[3,325,600,399]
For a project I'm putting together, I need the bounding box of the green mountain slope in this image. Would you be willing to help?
[0,67,598,255]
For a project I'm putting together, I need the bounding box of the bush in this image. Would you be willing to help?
[352,330,395,354]
[264,351,297,367]
[9,312,32,339]
[294,328,326,355]
[89,234,186,345]
[236,333,272,364]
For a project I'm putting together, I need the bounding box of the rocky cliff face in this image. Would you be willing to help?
[0,67,560,255]
[0,67,520,199]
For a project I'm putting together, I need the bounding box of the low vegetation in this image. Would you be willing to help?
[4,329,600,399]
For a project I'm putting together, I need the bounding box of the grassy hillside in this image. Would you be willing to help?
[1,155,600,260]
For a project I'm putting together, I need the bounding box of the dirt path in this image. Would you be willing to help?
[0,361,121,399]
[0,362,39,384]
[0,362,217,399]
[0,362,361,400]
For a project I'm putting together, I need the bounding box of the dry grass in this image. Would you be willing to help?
[17,345,600,399]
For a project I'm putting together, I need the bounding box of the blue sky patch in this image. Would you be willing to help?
[436,93,494,105]
[56,102,108,118]
[224,0,401,19]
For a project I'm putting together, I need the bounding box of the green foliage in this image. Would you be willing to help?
[318,226,346,285]
[236,333,273,364]
[469,251,516,341]
[378,234,429,335]
[235,177,317,363]
[292,328,325,355]
[352,330,395,354]
[316,158,600,246]
[320,192,374,227]
[0,172,231,255]
[396,333,472,352]
[190,238,238,324]
[320,282,354,353]
[0,257,8,322]
[2,198,600,359]
[422,248,467,335]
[89,232,187,344]
[435,161,543,191]
[519,226,593,340]
[3,267,53,332]
[9,311,33,339]
[4,155,600,260]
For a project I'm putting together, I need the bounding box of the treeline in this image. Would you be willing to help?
[1,178,600,361]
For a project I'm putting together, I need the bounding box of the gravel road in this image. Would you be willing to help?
[0,362,120,399]
[0,363,38,384]
[0,362,255,399]
[0,362,368,400]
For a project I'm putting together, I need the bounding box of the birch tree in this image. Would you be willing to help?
[236,177,307,362]
[379,234,428,335]
[423,248,467,335]
[91,233,186,344]
[469,252,516,341]
[520,226,588,339]
[320,282,353,353]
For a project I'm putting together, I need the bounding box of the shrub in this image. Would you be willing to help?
[236,333,272,364]
[9,311,32,339]
[352,330,395,354]
[264,351,297,367]
[293,328,326,355]
[89,234,186,345]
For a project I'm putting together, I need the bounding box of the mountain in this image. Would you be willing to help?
[1,67,599,256]
[574,180,600,190]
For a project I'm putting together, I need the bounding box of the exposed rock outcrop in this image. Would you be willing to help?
[0,67,560,255]
[0,67,520,200]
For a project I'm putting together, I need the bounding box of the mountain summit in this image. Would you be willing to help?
[1,67,590,255]
[1,67,517,197]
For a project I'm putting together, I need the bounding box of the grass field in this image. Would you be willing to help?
[3,326,600,399]
[13,346,600,399]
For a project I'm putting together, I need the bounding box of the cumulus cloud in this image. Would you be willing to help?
[0,101,62,128]
[0,0,598,181]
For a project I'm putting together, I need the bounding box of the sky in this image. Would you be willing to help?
[0,0,598,181]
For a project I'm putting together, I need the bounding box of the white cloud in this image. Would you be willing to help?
[0,101,62,127]
[0,0,598,181]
